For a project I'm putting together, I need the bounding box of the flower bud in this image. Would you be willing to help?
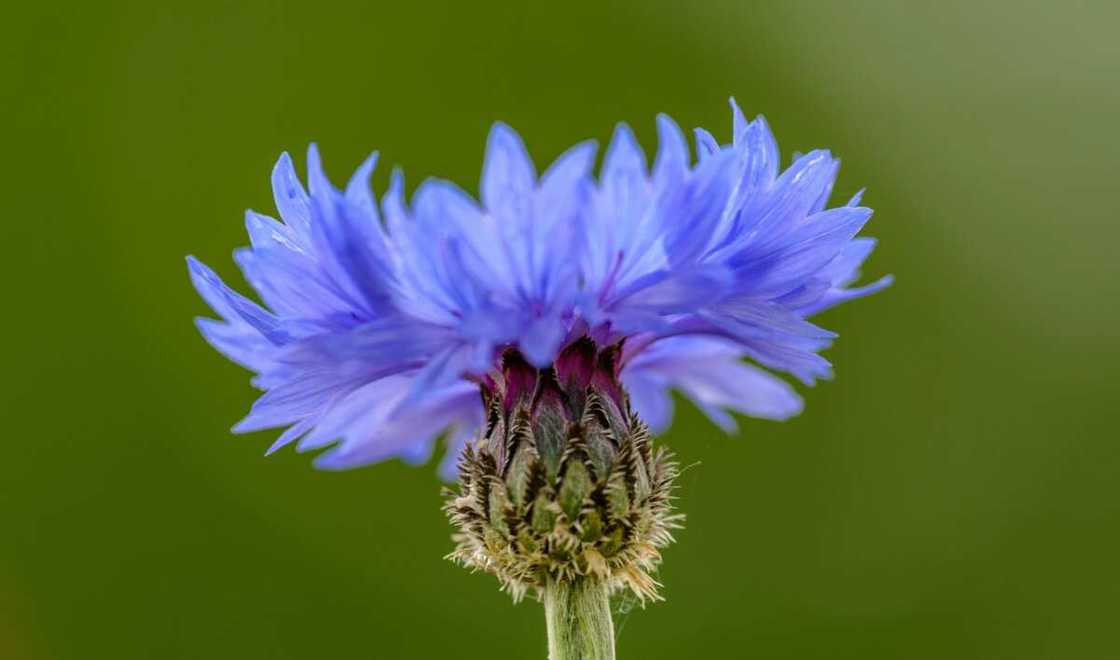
[445,338,681,602]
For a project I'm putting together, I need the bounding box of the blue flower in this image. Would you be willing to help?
[188,99,890,476]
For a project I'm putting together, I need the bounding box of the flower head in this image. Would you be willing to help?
[188,99,889,476]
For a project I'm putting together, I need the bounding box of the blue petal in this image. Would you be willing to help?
[602,123,647,182]
[736,206,872,298]
[653,114,688,186]
[313,379,481,471]
[623,337,804,431]
[244,211,301,253]
[382,167,408,238]
[520,314,568,367]
[663,148,736,266]
[187,256,285,342]
[270,152,312,241]
[730,102,779,192]
[344,152,382,232]
[704,300,837,342]
[233,372,348,434]
[540,140,597,199]
[803,274,893,316]
[730,97,749,144]
[740,150,838,247]
[693,127,721,161]
[620,370,674,433]
[305,143,335,202]
[481,122,536,213]
[739,337,834,385]
[194,317,274,372]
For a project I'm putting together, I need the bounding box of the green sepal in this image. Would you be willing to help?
[559,460,591,521]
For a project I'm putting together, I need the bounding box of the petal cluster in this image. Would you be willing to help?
[189,100,890,474]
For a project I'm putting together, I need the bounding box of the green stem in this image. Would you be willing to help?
[544,578,615,660]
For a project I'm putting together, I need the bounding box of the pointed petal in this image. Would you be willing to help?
[653,114,688,186]
[270,152,312,239]
[541,140,597,195]
[803,274,893,316]
[344,151,381,228]
[602,123,647,181]
[693,127,721,161]
[187,256,284,342]
[481,122,536,211]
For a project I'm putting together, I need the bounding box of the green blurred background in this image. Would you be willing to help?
[3,1,1118,658]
